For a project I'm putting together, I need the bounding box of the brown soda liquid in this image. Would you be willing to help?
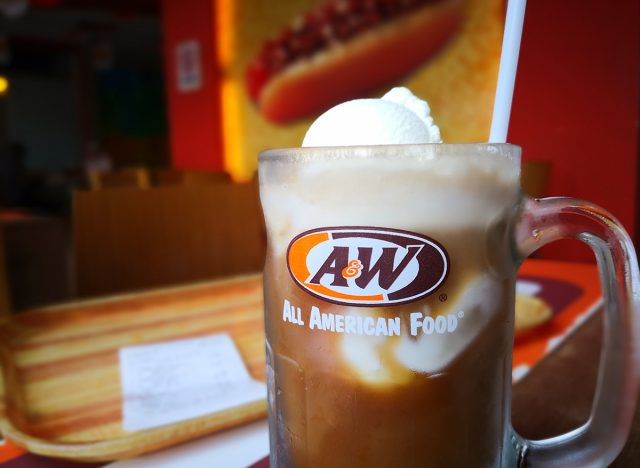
[264,230,515,467]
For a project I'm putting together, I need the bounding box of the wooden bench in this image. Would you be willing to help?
[73,181,265,298]
[153,169,231,186]
[0,225,10,316]
[87,167,151,190]
[0,213,71,312]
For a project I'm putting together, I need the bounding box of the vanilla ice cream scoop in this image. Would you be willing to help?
[302,87,442,147]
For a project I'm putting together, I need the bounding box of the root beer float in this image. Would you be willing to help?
[259,88,521,467]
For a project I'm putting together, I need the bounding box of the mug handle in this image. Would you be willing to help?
[513,196,640,467]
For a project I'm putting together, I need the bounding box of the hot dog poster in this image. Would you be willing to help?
[217,0,505,180]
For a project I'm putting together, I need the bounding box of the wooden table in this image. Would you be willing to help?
[513,310,640,466]
[1,261,637,466]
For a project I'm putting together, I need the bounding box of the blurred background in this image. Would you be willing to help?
[0,0,637,313]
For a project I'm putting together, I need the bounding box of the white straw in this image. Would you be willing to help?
[489,0,527,143]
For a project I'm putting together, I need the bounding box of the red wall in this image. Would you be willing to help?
[161,0,223,171]
[509,0,639,262]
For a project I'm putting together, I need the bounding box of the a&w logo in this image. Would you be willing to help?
[287,227,449,306]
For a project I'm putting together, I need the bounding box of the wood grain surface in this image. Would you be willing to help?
[0,225,10,316]
[73,181,265,298]
[512,310,639,466]
[0,274,267,462]
[1,215,71,311]
[2,271,638,465]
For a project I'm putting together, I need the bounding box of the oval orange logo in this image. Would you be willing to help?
[287,227,449,306]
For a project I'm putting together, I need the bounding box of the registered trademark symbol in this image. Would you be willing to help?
[458,311,465,318]
[439,294,448,302]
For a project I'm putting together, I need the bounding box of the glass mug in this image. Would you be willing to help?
[258,144,639,467]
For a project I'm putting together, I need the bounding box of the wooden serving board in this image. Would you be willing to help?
[0,274,267,462]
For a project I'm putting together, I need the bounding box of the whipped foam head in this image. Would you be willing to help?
[302,87,442,147]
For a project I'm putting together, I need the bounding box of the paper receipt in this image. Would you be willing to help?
[119,334,266,432]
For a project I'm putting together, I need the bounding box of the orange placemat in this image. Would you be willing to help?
[513,259,603,382]
[0,438,26,463]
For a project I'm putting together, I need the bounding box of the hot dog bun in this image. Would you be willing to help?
[247,0,464,124]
